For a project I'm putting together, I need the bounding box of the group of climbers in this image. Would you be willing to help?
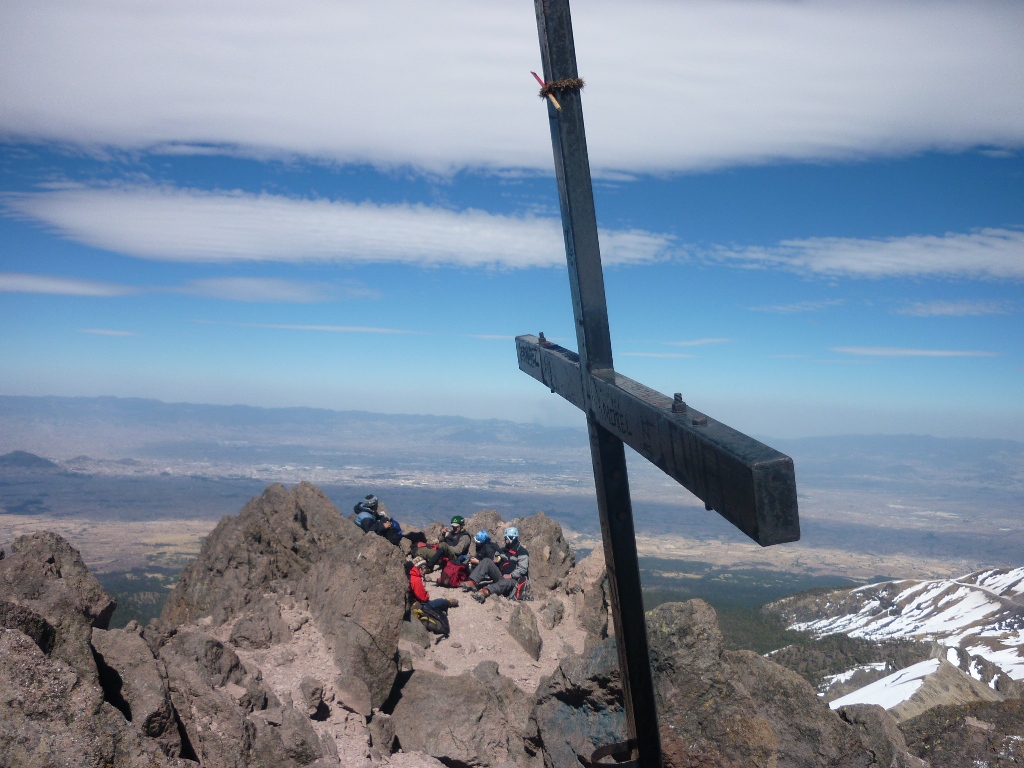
[349,495,531,636]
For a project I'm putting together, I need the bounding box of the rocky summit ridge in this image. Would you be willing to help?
[0,481,1005,768]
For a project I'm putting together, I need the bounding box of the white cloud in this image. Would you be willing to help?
[5,186,673,268]
[181,277,335,303]
[667,337,732,347]
[0,272,136,296]
[78,328,138,336]
[621,352,696,359]
[750,299,845,313]
[832,346,999,358]
[898,299,1015,316]
[1,1,1021,174]
[198,321,422,335]
[715,229,1024,280]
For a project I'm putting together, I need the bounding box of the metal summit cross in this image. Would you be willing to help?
[516,2,801,767]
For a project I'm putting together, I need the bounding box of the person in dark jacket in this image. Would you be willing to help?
[470,527,529,602]
[424,515,472,571]
[461,531,499,590]
[352,495,403,546]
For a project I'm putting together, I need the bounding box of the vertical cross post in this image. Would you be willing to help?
[533,1,663,765]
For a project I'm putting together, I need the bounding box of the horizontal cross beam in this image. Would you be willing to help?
[516,334,800,547]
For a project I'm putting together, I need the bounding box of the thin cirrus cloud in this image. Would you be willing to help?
[831,346,999,358]
[4,186,673,268]
[898,299,1015,316]
[750,299,846,313]
[667,338,731,347]
[78,328,138,337]
[0,271,365,304]
[714,229,1024,280]
[0,272,137,297]
[0,2,1021,174]
[197,321,422,336]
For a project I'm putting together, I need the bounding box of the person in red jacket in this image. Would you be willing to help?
[407,557,458,613]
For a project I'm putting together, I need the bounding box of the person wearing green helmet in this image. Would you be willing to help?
[424,514,472,572]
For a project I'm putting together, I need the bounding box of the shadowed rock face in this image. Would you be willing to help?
[529,639,627,768]
[392,661,535,768]
[161,481,407,710]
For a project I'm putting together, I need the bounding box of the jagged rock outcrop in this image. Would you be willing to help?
[392,661,535,768]
[532,599,926,768]
[163,482,349,625]
[0,533,182,768]
[0,628,183,768]
[529,639,627,768]
[561,550,610,649]
[92,624,181,757]
[0,531,116,683]
[901,699,1024,768]
[162,481,407,711]
[648,600,875,768]
[837,705,928,768]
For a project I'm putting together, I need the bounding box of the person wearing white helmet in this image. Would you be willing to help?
[469,527,529,602]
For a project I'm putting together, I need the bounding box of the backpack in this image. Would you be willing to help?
[411,602,450,637]
[438,561,468,588]
[354,510,376,533]
[511,577,531,602]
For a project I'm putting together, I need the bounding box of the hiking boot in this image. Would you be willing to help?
[461,580,477,592]
[472,591,487,604]
[448,598,459,608]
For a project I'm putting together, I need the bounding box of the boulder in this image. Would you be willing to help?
[392,661,534,768]
[561,551,609,648]
[299,676,325,718]
[401,617,432,650]
[508,603,543,661]
[0,531,115,683]
[92,626,181,757]
[510,511,574,591]
[160,627,331,767]
[229,596,292,649]
[0,627,179,768]
[248,706,328,768]
[465,510,505,543]
[369,710,397,754]
[537,599,564,631]
[529,639,627,768]
[162,483,349,625]
[160,631,258,768]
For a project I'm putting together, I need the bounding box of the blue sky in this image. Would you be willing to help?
[1,1,1022,439]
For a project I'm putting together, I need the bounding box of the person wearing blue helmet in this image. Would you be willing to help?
[461,531,499,588]
[468,526,529,602]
